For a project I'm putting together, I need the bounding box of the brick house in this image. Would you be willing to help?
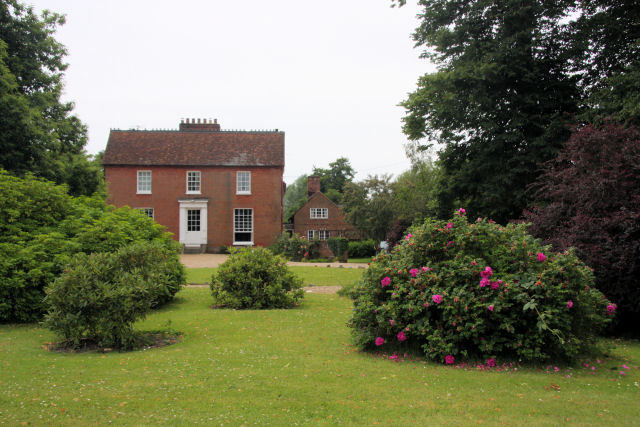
[292,176,356,257]
[102,118,284,252]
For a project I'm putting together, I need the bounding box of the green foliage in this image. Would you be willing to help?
[398,0,639,223]
[269,233,319,261]
[392,160,441,224]
[283,174,308,222]
[69,205,174,254]
[327,237,349,262]
[44,241,184,349]
[312,157,355,194]
[0,171,179,323]
[348,210,614,364]
[0,1,102,195]
[342,175,395,241]
[210,247,304,309]
[348,239,376,258]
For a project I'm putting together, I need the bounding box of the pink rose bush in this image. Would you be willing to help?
[348,210,615,364]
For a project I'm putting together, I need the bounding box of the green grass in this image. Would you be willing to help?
[1,288,639,425]
[187,266,365,287]
[347,257,372,264]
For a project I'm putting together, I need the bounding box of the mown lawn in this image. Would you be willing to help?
[1,288,639,425]
[187,266,365,287]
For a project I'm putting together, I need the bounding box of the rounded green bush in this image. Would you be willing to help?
[210,247,304,309]
[348,210,615,364]
[44,241,185,349]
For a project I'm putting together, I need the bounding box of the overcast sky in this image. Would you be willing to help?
[28,0,433,184]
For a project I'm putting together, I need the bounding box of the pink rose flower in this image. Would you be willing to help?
[490,281,500,290]
[567,300,573,308]
[381,276,391,287]
[446,241,453,247]
[446,222,453,229]
[458,208,466,215]
[375,337,384,346]
[537,252,546,262]
[389,319,395,326]
[479,278,490,288]
[421,266,431,272]
[486,358,496,367]
[480,266,493,279]
[397,331,407,342]
[432,294,443,304]
[606,304,617,315]
[405,233,413,241]
[409,268,419,278]
[389,355,399,361]
[445,355,455,365]
[488,305,494,312]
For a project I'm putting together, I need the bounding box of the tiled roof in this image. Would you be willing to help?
[102,130,284,167]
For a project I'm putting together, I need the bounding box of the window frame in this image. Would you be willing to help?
[236,171,251,195]
[187,209,201,232]
[137,170,152,194]
[318,230,330,240]
[310,208,328,219]
[307,230,315,240]
[233,208,253,245]
[186,171,201,194]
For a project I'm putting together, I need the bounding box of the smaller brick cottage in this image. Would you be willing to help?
[292,176,356,257]
[102,118,284,252]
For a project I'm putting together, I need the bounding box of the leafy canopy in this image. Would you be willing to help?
[0,0,101,196]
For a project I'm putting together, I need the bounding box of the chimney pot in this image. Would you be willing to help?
[307,176,321,198]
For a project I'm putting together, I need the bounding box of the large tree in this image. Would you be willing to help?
[524,123,640,334]
[0,0,100,196]
[398,0,580,223]
[396,0,639,223]
[312,157,356,196]
[342,175,395,242]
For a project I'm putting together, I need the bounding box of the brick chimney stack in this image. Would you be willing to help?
[179,118,221,132]
[307,176,321,198]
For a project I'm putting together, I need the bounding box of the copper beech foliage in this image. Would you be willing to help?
[525,123,640,334]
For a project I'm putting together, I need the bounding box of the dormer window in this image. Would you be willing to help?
[310,208,328,219]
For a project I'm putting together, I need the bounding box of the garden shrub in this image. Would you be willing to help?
[0,170,181,322]
[327,236,349,262]
[348,239,376,258]
[348,210,615,364]
[44,241,184,349]
[210,247,304,309]
[270,233,319,261]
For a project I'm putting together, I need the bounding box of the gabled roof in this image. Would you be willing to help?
[102,130,284,167]
[292,192,337,217]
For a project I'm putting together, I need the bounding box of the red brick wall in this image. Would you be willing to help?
[105,165,283,250]
[292,192,355,257]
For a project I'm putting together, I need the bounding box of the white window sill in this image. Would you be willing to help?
[137,191,152,195]
[233,241,254,246]
[186,191,201,195]
[236,192,251,196]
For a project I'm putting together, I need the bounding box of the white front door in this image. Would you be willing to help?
[178,199,208,247]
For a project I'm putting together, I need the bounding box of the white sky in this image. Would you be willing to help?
[27,0,433,184]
